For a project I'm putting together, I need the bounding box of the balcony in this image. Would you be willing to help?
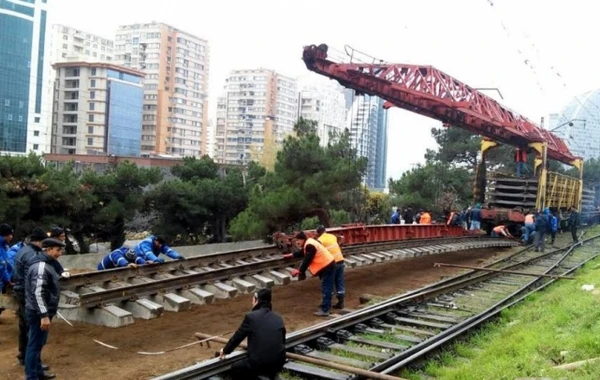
[64,80,79,89]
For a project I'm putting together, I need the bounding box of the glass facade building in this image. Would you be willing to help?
[549,90,600,161]
[106,70,143,156]
[0,0,48,153]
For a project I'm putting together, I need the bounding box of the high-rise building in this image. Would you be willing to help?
[298,80,346,146]
[347,95,389,190]
[114,22,210,157]
[548,89,600,160]
[0,0,49,154]
[214,69,298,165]
[50,24,114,63]
[51,62,144,156]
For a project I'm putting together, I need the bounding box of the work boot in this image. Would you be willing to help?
[314,310,330,317]
[40,372,56,380]
[333,296,345,310]
[42,364,50,371]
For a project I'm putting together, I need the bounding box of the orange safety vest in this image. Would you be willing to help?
[303,238,334,275]
[525,214,535,224]
[420,212,432,224]
[514,148,527,163]
[446,212,456,226]
[318,232,344,263]
[493,225,506,234]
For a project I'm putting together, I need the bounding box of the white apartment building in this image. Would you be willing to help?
[50,24,114,63]
[214,69,298,165]
[298,80,347,146]
[113,22,210,157]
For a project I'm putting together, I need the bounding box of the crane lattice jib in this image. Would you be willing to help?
[302,44,578,165]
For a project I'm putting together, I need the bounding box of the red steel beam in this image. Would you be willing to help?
[302,44,579,164]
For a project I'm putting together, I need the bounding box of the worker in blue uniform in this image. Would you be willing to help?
[97,246,146,270]
[0,224,14,293]
[134,235,185,263]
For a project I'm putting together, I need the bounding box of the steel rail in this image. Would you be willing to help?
[378,233,595,376]
[154,231,592,380]
[151,241,540,380]
[63,236,479,288]
[78,237,511,308]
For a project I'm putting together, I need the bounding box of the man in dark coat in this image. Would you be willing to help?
[24,238,65,380]
[220,288,286,380]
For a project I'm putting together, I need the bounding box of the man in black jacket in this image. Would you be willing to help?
[24,238,65,380]
[12,227,48,367]
[220,288,286,380]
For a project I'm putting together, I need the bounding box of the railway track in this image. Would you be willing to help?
[156,232,597,380]
[49,236,515,327]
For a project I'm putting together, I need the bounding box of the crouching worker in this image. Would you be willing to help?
[134,235,185,263]
[220,288,286,380]
[491,225,514,239]
[97,247,145,270]
[286,232,335,317]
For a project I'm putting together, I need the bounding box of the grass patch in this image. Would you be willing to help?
[400,251,600,380]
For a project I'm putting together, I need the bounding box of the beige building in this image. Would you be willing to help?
[214,69,298,165]
[51,62,144,156]
[113,22,210,157]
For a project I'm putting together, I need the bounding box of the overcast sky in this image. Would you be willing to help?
[48,0,599,180]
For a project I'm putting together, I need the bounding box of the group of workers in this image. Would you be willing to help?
[96,235,184,271]
[390,207,432,224]
[0,225,184,380]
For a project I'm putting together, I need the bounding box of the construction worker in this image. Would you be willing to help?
[523,211,535,244]
[514,147,528,177]
[12,227,49,368]
[491,225,514,239]
[534,210,549,252]
[24,238,65,380]
[285,231,335,316]
[97,246,146,270]
[134,234,185,263]
[568,206,580,243]
[316,226,345,309]
[0,224,14,293]
[420,209,432,224]
[549,210,558,245]
[220,288,286,380]
[390,208,400,224]
[470,204,482,231]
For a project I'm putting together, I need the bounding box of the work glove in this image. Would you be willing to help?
[290,269,300,277]
[177,256,186,261]
[283,253,293,259]
[61,271,71,279]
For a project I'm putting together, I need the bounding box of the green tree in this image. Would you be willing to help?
[229,123,367,239]
[147,156,250,243]
[78,162,162,250]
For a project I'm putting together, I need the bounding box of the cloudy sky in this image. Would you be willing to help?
[49,0,599,180]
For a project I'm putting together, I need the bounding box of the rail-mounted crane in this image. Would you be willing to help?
[302,44,584,229]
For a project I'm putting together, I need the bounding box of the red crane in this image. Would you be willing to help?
[301,44,579,165]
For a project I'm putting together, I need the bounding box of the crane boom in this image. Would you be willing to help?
[302,44,579,165]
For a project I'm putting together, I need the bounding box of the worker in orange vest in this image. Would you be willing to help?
[420,210,432,224]
[491,225,514,239]
[284,231,335,317]
[316,225,345,309]
[514,147,528,178]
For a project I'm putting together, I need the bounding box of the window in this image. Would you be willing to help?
[88,126,93,134]
[63,35,68,40]
[89,102,95,111]
[33,131,39,137]
[33,144,39,150]
[62,43,68,49]
[90,91,95,99]
[18,115,23,122]
[88,114,94,122]
[7,114,12,121]
[34,117,40,123]
[90,79,96,87]
[87,137,94,145]
[19,101,23,108]
[4,99,9,106]
[91,68,96,76]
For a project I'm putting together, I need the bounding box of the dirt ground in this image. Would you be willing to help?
[0,246,517,379]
